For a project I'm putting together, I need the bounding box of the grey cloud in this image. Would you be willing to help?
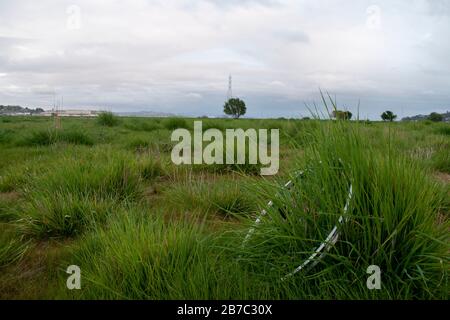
[426,0,450,16]
[0,0,449,119]
[205,0,281,8]
[275,30,310,43]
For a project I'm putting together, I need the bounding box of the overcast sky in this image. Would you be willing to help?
[0,0,449,119]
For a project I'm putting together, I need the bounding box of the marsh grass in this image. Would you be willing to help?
[0,129,14,144]
[0,111,448,299]
[236,115,449,299]
[0,224,29,268]
[164,178,257,217]
[163,117,189,130]
[19,129,94,146]
[19,151,143,238]
[137,157,167,181]
[434,124,450,136]
[97,112,120,127]
[431,148,450,173]
[124,120,161,132]
[62,212,253,299]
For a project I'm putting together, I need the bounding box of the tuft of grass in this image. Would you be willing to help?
[138,158,166,181]
[21,130,55,146]
[431,148,450,174]
[0,129,14,144]
[19,151,143,238]
[124,120,161,132]
[0,224,29,268]
[19,129,94,146]
[208,145,262,175]
[434,124,450,136]
[22,194,116,238]
[61,213,247,299]
[127,138,151,151]
[163,118,189,130]
[238,117,449,299]
[165,179,256,217]
[58,130,94,146]
[0,194,21,222]
[97,112,120,127]
[0,170,31,193]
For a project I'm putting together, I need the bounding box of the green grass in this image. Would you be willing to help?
[18,150,143,238]
[60,213,242,299]
[0,224,29,268]
[124,119,161,132]
[164,178,257,217]
[97,112,120,127]
[0,129,14,144]
[432,148,450,173]
[19,129,94,146]
[137,157,167,181]
[163,117,189,130]
[0,113,448,299]
[238,120,449,299]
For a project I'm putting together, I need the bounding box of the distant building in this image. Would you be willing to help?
[41,109,101,117]
[402,111,450,122]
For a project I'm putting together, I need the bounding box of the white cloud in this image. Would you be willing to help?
[0,0,449,118]
[186,92,203,99]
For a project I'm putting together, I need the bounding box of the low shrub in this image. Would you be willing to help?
[97,112,120,127]
[19,129,94,146]
[138,158,166,181]
[0,129,14,144]
[0,224,28,268]
[163,118,189,130]
[20,152,143,237]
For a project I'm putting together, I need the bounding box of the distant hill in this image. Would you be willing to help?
[0,105,45,115]
[402,111,450,122]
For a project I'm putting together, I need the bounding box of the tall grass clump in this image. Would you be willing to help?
[20,151,143,238]
[127,137,152,151]
[124,120,161,132]
[237,115,449,299]
[0,129,14,144]
[62,213,246,299]
[192,143,262,176]
[165,179,256,217]
[19,129,93,146]
[21,130,55,146]
[0,176,17,193]
[0,195,20,222]
[431,148,450,174]
[58,130,94,146]
[434,124,450,136]
[163,117,189,130]
[97,112,120,127]
[137,157,167,181]
[0,224,28,268]
[148,130,175,153]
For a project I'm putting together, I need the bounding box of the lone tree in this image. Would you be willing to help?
[381,110,397,122]
[332,110,352,120]
[224,98,246,118]
[428,112,443,122]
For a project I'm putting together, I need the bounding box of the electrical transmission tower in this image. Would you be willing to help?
[227,74,232,100]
